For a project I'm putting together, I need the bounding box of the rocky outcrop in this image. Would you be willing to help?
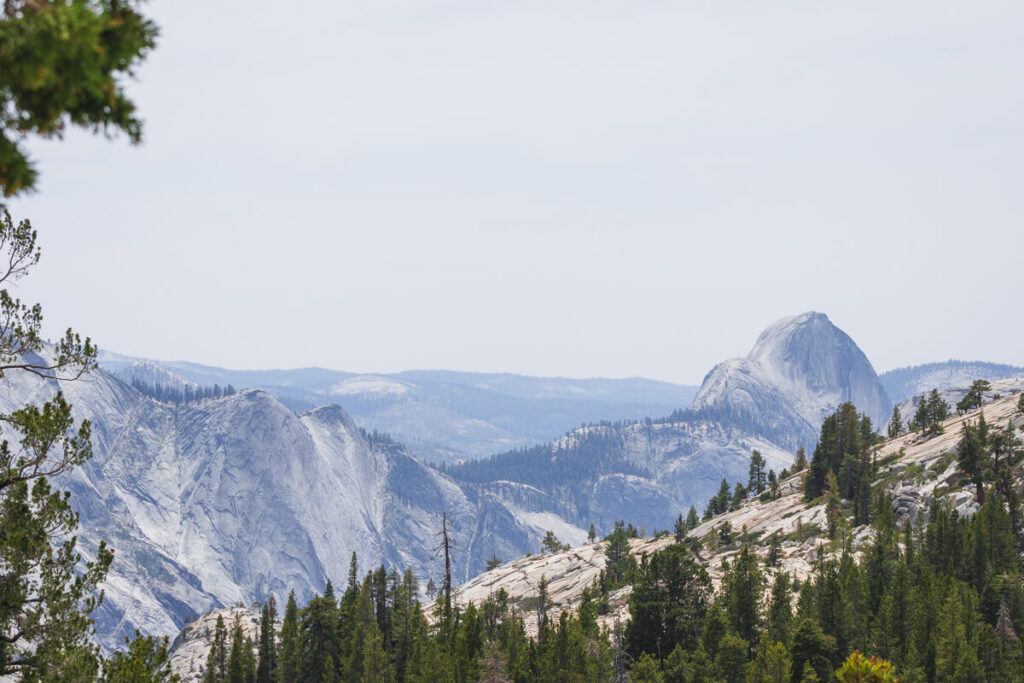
[0,360,586,652]
[444,392,1024,638]
[692,312,891,449]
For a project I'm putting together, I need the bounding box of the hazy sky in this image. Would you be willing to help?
[9,1,1024,385]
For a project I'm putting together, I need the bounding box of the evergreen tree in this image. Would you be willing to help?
[766,532,782,568]
[793,446,808,473]
[0,1,158,198]
[887,406,903,439]
[956,379,991,415]
[485,553,502,571]
[790,618,836,683]
[626,543,710,660]
[746,634,791,683]
[722,545,763,650]
[541,530,563,554]
[748,449,767,495]
[102,631,177,682]
[588,523,597,543]
[766,571,793,646]
[204,615,229,683]
[957,417,988,505]
[277,592,300,683]
[714,632,748,683]
[226,615,250,683]
[686,505,700,530]
[256,597,277,683]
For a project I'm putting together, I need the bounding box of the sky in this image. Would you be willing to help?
[9,1,1024,385]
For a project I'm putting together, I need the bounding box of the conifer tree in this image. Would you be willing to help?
[746,633,791,683]
[748,450,767,495]
[887,406,903,439]
[256,598,277,683]
[723,545,763,650]
[277,592,300,683]
[793,446,808,473]
[204,615,229,683]
[627,543,710,660]
[766,571,793,646]
[588,523,597,542]
[957,418,988,505]
[226,615,249,683]
[686,505,699,530]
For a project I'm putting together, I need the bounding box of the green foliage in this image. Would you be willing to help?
[913,389,950,438]
[793,446,808,473]
[887,405,904,439]
[835,650,896,682]
[956,379,991,415]
[204,615,228,683]
[102,631,178,682]
[0,1,158,198]
[748,449,767,495]
[722,545,763,649]
[541,530,565,554]
[626,542,710,660]
[602,521,637,590]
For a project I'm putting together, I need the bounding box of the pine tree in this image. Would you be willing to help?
[256,598,277,683]
[749,450,767,495]
[766,571,793,646]
[102,630,177,682]
[790,618,836,683]
[226,615,248,683]
[686,505,699,530]
[204,615,229,683]
[793,446,808,473]
[824,470,843,539]
[746,634,791,683]
[887,406,903,439]
[715,632,748,683]
[360,621,391,683]
[674,514,687,542]
[588,523,597,542]
[486,553,502,571]
[277,592,300,683]
[956,379,991,415]
[957,418,988,505]
[766,532,782,568]
[541,530,563,554]
[723,545,763,650]
[626,543,710,660]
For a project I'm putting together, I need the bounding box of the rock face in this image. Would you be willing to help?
[2,312,905,653]
[442,391,1024,641]
[691,312,891,449]
[0,361,586,652]
[99,354,698,465]
[446,312,890,536]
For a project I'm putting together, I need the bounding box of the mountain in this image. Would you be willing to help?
[98,353,698,464]
[691,312,891,449]
[445,312,891,532]
[0,358,589,652]
[167,388,1024,681]
[880,359,1024,403]
[7,311,894,651]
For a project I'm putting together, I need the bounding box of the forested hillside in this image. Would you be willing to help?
[172,388,1024,682]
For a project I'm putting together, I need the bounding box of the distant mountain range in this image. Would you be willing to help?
[879,360,1024,403]
[97,352,698,464]
[3,313,1019,653]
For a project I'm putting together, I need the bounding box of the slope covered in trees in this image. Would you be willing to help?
[175,389,1024,682]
